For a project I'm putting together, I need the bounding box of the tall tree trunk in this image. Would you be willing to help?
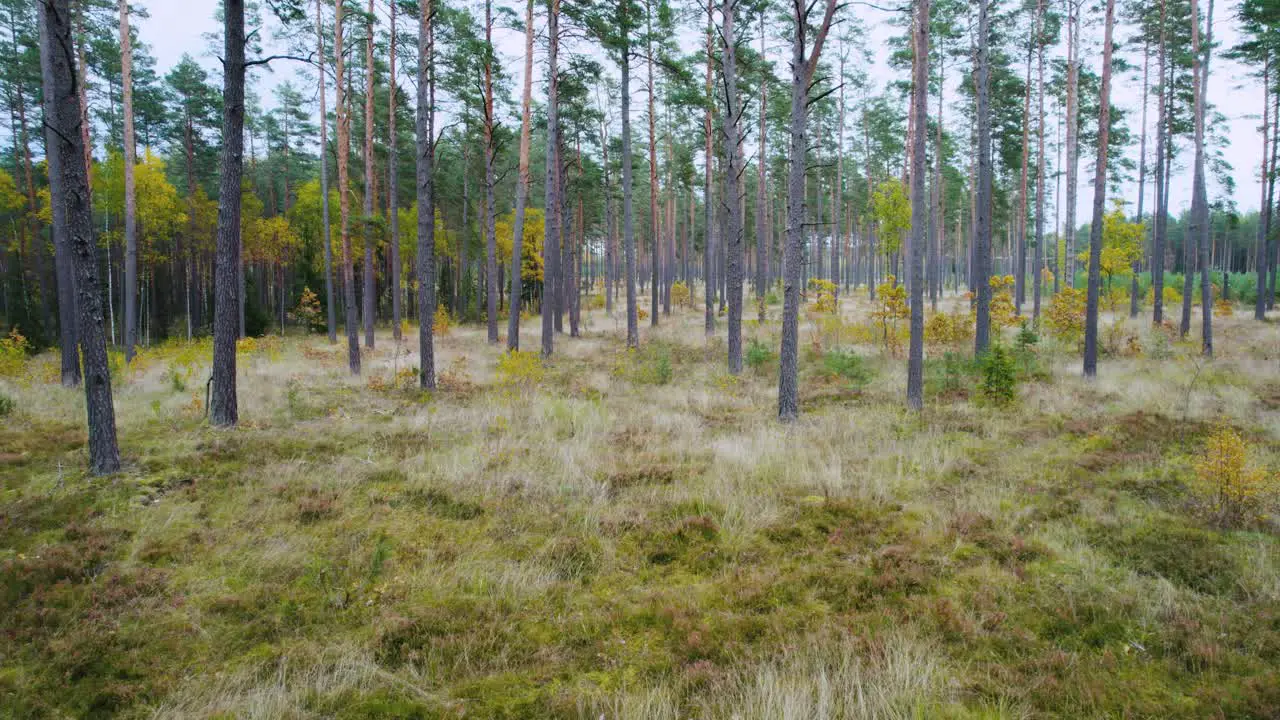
[974,0,994,355]
[1257,53,1271,322]
[1082,0,1115,377]
[389,0,402,343]
[1189,0,1214,355]
[317,0,337,344]
[1152,0,1168,323]
[508,0,535,350]
[1064,0,1080,290]
[416,0,436,388]
[362,0,377,348]
[722,0,744,375]
[1015,33,1031,315]
[209,0,249,423]
[907,0,929,410]
[930,52,944,311]
[483,0,498,343]
[703,14,714,337]
[757,20,768,322]
[542,0,560,356]
[336,0,360,373]
[1132,38,1150,318]
[39,0,119,473]
[1032,0,1046,320]
[647,0,659,327]
[778,0,839,422]
[120,0,138,363]
[30,4,79,384]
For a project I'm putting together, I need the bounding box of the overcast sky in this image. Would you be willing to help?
[135,0,1268,218]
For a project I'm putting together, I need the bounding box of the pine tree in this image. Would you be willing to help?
[1083,0,1117,377]
[40,0,119,471]
[778,0,840,422]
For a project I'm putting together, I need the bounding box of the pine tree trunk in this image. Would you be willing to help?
[703,16,714,337]
[508,0,535,350]
[1064,0,1080,290]
[316,0,337,344]
[1132,38,1149,318]
[1015,35,1031,316]
[1153,0,1168,324]
[40,21,79,385]
[1257,53,1271,322]
[389,0,402,343]
[416,0,436,388]
[647,0,659,328]
[722,0,744,375]
[39,0,119,472]
[362,0,377,349]
[757,24,768,322]
[974,0,994,355]
[483,0,498,343]
[778,0,838,422]
[1032,0,1046,321]
[1083,0,1115,377]
[120,0,139,363]
[907,0,929,410]
[1190,0,1214,356]
[337,0,360,373]
[542,0,560,357]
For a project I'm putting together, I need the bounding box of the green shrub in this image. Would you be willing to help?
[930,351,973,396]
[1016,321,1039,348]
[0,391,13,417]
[632,346,673,385]
[978,343,1018,405]
[765,289,781,306]
[821,349,873,388]
[745,339,774,372]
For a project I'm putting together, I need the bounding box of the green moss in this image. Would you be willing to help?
[1091,520,1241,596]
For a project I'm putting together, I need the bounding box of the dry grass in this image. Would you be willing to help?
[2,293,1279,718]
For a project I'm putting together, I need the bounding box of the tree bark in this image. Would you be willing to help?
[703,14,714,337]
[40,0,118,472]
[316,0,337,344]
[778,0,839,422]
[974,0,994,355]
[389,0,402,343]
[508,0,535,350]
[1083,0,1115,377]
[120,0,138,363]
[1189,0,1214,356]
[362,0,377,349]
[756,18,768,322]
[1153,0,1168,324]
[483,0,498,343]
[722,0,743,375]
[1032,0,1046,321]
[1064,0,1080,290]
[208,0,250,424]
[647,0,659,328]
[416,0,436,388]
[1132,38,1149,318]
[1257,53,1271,322]
[337,0,360,373]
[907,0,929,410]
[542,0,560,357]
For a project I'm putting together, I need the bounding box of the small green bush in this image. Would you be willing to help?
[930,351,973,396]
[0,391,13,417]
[979,343,1018,405]
[632,346,673,385]
[821,349,874,388]
[745,339,774,372]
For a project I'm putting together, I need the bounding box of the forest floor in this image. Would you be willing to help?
[3,294,1280,719]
